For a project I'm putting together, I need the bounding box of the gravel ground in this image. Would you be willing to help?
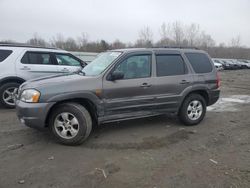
[0,70,250,188]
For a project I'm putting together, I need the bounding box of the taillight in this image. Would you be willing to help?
[216,72,221,88]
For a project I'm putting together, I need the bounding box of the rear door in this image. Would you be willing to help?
[102,53,155,118]
[16,50,59,80]
[54,53,83,73]
[153,52,193,112]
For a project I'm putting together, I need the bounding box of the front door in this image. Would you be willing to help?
[102,54,155,119]
[54,53,83,73]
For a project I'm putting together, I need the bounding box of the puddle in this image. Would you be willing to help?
[207,95,250,112]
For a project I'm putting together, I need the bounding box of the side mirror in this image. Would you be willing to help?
[80,61,87,67]
[110,71,124,81]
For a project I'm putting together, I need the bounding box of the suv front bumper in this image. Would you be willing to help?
[16,100,55,130]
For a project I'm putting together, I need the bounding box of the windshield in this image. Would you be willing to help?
[82,52,122,76]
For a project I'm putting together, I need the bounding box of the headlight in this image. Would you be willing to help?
[20,89,40,103]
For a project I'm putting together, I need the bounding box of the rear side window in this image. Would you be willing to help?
[185,53,212,73]
[0,50,12,62]
[156,54,186,76]
[21,52,53,65]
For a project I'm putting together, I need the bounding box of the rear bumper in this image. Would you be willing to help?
[16,100,55,130]
[207,89,220,106]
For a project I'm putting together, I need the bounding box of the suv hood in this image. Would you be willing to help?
[20,72,101,103]
[21,73,94,89]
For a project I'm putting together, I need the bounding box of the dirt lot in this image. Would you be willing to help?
[0,70,250,188]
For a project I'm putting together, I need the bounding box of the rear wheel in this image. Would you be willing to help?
[49,103,92,145]
[179,94,206,126]
[0,82,20,108]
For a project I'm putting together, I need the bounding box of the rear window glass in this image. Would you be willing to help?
[0,50,12,62]
[185,53,212,73]
[156,54,186,76]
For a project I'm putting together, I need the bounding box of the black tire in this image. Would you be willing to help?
[49,102,92,145]
[0,82,20,109]
[178,94,206,126]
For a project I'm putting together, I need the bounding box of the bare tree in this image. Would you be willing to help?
[64,37,78,51]
[199,31,215,48]
[0,39,16,44]
[85,42,99,52]
[100,40,110,51]
[3,22,249,59]
[219,43,226,48]
[230,35,241,47]
[50,33,66,49]
[84,40,110,52]
[135,26,153,47]
[186,23,200,46]
[77,32,89,50]
[172,21,185,45]
[27,33,47,47]
[111,39,126,49]
[158,23,173,46]
[159,23,171,40]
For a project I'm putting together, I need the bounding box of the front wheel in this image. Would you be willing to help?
[178,94,206,126]
[49,103,92,145]
[0,82,20,108]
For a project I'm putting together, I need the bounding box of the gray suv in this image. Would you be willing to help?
[0,44,86,108]
[16,48,220,145]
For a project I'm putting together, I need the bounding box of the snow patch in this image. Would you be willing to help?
[207,95,250,112]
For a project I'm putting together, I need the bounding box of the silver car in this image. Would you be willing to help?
[0,44,86,108]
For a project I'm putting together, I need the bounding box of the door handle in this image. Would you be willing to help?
[180,80,190,84]
[20,66,31,70]
[61,68,70,72]
[140,83,152,88]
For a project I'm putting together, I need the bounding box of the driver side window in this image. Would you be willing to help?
[114,55,151,79]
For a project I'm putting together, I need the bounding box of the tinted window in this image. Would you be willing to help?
[156,54,185,76]
[114,55,151,79]
[21,52,53,65]
[185,53,212,73]
[55,54,81,66]
[0,50,12,62]
[21,53,29,64]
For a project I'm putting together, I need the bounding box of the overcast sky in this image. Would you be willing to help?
[0,0,249,46]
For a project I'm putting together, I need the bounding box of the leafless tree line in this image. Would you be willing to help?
[1,21,249,59]
[156,22,216,48]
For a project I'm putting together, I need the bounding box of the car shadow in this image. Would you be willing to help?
[3,112,185,149]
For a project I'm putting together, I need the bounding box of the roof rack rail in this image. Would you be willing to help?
[153,46,200,50]
[0,43,59,50]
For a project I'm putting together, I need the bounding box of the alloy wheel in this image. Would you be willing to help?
[2,87,17,106]
[54,112,80,139]
[187,100,203,121]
